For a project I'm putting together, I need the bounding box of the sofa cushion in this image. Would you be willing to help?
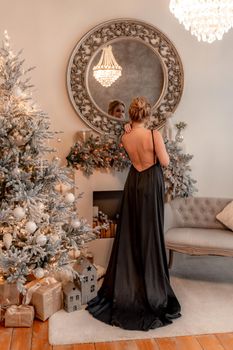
[165,228,233,251]
[168,197,232,229]
[216,201,233,231]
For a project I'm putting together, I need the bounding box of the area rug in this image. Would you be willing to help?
[49,252,233,345]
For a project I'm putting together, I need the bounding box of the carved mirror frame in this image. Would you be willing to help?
[67,18,184,138]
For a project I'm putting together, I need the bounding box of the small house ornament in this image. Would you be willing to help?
[73,256,97,304]
[63,282,82,312]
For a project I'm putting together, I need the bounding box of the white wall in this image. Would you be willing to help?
[1,0,233,201]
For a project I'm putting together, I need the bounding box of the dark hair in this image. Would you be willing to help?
[128,96,151,122]
[108,100,125,115]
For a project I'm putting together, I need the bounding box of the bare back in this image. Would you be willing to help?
[121,129,156,172]
[122,128,170,171]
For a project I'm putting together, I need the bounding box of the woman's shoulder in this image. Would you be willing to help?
[152,129,162,139]
[120,132,126,142]
[152,129,160,135]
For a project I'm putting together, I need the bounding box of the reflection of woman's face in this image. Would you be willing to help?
[112,104,125,119]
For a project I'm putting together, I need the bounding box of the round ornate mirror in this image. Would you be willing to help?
[67,19,184,138]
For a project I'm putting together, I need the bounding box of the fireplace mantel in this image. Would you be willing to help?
[74,169,128,224]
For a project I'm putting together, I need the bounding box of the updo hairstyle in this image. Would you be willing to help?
[128,96,151,122]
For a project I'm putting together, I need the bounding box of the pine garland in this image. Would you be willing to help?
[67,128,197,200]
[66,134,131,176]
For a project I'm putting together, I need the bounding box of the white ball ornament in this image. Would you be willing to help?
[71,219,81,228]
[36,234,47,246]
[25,221,37,234]
[33,267,45,279]
[13,207,25,220]
[3,233,12,249]
[64,193,75,204]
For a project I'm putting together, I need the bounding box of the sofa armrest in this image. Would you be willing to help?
[164,202,178,233]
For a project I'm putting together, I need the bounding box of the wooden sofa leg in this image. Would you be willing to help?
[168,249,174,269]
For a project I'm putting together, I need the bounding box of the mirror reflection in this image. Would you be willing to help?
[108,100,125,119]
[87,39,164,120]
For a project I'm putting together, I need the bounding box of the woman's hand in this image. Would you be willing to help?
[124,123,132,133]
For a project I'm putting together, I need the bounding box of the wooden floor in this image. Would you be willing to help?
[1,320,233,350]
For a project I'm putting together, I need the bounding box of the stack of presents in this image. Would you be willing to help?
[0,254,105,327]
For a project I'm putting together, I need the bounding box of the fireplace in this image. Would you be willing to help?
[74,169,128,228]
[93,190,123,238]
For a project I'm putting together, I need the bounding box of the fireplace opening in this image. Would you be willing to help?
[93,190,123,238]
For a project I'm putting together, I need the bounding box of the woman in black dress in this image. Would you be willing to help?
[86,97,181,331]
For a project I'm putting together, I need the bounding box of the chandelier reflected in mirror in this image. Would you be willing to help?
[93,45,122,87]
[169,0,233,43]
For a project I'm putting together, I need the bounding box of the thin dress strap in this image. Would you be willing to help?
[151,129,156,164]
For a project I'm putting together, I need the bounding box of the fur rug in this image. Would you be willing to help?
[49,252,233,345]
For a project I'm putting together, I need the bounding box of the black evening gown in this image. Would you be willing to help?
[86,131,182,331]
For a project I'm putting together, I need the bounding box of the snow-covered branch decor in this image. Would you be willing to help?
[163,122,197,200]
[66,134,131,176]
[66,122,197,200]
[0,31,98,292]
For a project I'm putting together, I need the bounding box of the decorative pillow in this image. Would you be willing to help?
[216,201,233,231]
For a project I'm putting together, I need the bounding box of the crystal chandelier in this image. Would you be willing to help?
[169,0,233,43]
[93,45,122,87]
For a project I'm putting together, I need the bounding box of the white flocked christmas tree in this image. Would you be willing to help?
[0,31,97,292]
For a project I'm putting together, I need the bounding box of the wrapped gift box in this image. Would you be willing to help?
[5,305,34,327]
[0,281,20,306]
[30,280,63,321]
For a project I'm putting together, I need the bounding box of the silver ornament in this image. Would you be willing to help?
[25,221,37,234]
[13,207,25,220]
[33,267,45,279]
[71,219,81,228]
[64,193,75,204]
[36,234,47,246]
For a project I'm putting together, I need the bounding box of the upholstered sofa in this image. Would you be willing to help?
[164,197,233,268]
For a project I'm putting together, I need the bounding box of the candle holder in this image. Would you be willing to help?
[76,129,92,143]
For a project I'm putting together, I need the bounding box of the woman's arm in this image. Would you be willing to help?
[153,130,170,167]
